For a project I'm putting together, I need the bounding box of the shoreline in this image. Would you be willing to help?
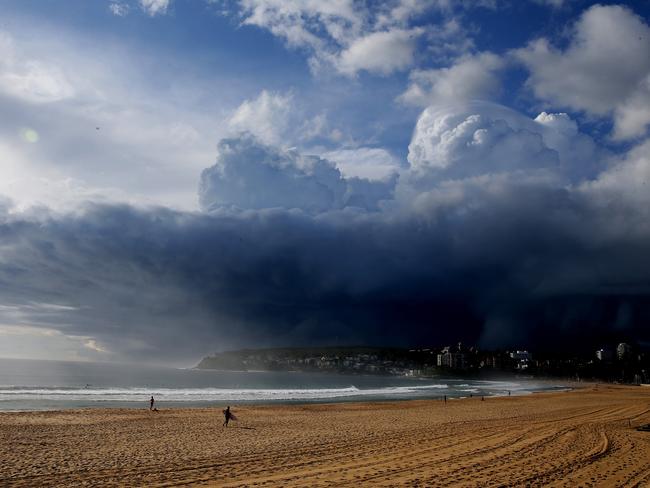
[0,382,631,417]
[0,387,569,415]
[0,380,576,413]
[2,385,650,486]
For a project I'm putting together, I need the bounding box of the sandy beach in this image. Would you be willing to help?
[1,385,649,487]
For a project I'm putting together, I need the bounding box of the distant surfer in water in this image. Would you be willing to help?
[223,406,236,427]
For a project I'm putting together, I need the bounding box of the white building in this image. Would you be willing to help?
[509,350,531,370]
[509,350,532,361]
[617,343,632,360]
[596,349,613,361]
[437,347,466,369]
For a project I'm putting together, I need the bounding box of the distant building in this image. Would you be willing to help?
[596,348,613,361]
[483,355,504,369]
[617,343,632,360]
[509,350,531,361]
[437,346,466,369]
[509,350,531,370]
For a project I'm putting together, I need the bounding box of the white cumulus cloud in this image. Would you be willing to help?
[405,102,600,184]
[228,90,337,146]
[336,28,423,76]
[229,90,294,146]
[199,136,395,213]
[515,4,650,140]
[399,52,504,107]
[232,0,474,76]
[407,104,557,182]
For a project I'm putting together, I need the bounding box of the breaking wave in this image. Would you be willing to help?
[0,384,453,402]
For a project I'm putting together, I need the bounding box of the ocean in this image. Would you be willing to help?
[0,358,569,411]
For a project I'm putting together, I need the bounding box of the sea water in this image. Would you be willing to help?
[0,358,569,411]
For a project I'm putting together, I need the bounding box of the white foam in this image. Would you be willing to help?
[0,384,454,402]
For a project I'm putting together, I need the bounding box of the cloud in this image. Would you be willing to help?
[84,339,108,353]
[4,2,650,364]
[0,324,108,361]
[404,102,603,187]
[399,52,504,107]
[3,136,650,362]
[336,28,423,76]
[231,0,474,75]
[376,0,438,26]
[0,28,225,212]
[533,111,601,181]
[199,136,346,213]
[582,138,650,211]
[0,32,75,103]
[407,102,565,184]
[2,100,649,362]
[228,90,340,146]
[515,4,650,140]
[238,0,359,53]
[229,90,294,146]
[109,2,130,16]
[198,135,395,213]
[140,0,171,16]
[375,0,497,27]
[531,0,566,8]
[321,147,402,181]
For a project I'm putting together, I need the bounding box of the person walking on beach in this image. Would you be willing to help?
[150,395,155,410]
[223,406,234,427]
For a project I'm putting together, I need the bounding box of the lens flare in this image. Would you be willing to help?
[21,128,40,143]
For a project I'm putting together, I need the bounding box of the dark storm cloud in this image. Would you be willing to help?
[1,176,649,361]
[1,103,649,362]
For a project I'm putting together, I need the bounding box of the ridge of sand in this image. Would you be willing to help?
[2,385,650,487]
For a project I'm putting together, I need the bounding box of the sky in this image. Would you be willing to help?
[0,0,649,365]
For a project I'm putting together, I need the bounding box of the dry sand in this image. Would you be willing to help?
[1,385,650,487]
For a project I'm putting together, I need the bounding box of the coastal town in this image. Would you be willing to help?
[197,342,649,384]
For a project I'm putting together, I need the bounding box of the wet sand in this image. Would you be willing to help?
[2,385,650,487]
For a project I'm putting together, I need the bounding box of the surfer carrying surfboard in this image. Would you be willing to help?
[223,406,236,427]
